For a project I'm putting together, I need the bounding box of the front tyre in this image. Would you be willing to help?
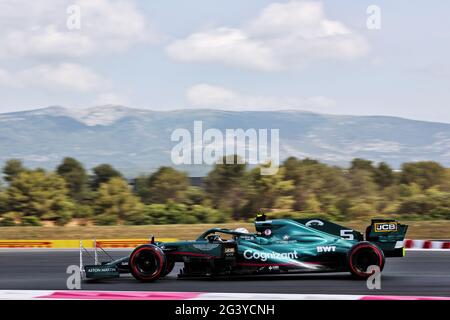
[129,245,166,282]
[162,259,175,277]
[347,242,385,279]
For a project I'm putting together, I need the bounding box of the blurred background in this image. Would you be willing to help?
[0,0,449,239]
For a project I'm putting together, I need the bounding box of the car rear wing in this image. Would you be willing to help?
[365,219,408,257]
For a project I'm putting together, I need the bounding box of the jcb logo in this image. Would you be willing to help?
[375,222,397,232]
[317,246,336,253]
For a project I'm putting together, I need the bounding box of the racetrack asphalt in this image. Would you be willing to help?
[0,250,449,296]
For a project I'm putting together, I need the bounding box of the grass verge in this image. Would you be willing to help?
[0,220,449,240]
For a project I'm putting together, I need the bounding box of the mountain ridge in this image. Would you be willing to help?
[2,105,449,125]
[0,106,449,176]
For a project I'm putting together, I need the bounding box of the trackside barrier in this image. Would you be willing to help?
[0,238,178,249]
[404,239,450,249]
[0,239,448,249]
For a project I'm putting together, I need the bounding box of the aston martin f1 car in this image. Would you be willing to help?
[83,215,408,281]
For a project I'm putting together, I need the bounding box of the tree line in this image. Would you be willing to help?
[0,156,449,226]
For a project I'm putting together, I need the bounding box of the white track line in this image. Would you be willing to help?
[1,290,449,300]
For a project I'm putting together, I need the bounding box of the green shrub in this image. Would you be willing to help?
[144,204,172,224]
[73,204,93,219]
[21,216,42,226]
[348,202,376,219]
[268,211,330,221]
[125,213,154,225]
[430,207,450,219]
[397,194,434,216]
[164,202,190,224]
[93,214,118,226]
[177,213,199,224]
[0,216,16,227]
[191,205,228,223]
[183,186,206,205]
[141,203,228,225]
[54,211,72,226]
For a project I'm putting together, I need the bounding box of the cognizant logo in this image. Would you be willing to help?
[243,250,298,262]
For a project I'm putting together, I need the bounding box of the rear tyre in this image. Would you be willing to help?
[347,242,385,279]
[129,245,166,282]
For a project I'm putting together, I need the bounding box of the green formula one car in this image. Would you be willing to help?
[83,214,408,282]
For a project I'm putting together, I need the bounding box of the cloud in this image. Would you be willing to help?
[0,0,154,59]
[186,83,336,111]
[94,92,130,106]
[168,28,278,71]
[167,0,369,71]
[0,63,108,92]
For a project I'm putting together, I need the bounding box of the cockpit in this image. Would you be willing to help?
[197,228,256,243]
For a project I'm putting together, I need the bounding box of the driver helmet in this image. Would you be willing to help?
[234,227,249,234]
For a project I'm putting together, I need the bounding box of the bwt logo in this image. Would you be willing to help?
[171,121,280,175]
[316,246,336,253]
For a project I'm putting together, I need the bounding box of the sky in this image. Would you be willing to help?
[0,0,449,123]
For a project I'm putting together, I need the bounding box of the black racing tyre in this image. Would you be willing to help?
[129,245,166,282]
[162,259,175,277]
[347,242,385,280]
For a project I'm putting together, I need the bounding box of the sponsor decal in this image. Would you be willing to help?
[316,246,336,253]
[224,247,236,257]
[340,229,354,240]
[85,266,117,273]
[277,240,298,244]
[243,250,298,262]
[374,222,397,232]
[282,235,290,240]
[305,220,324,227]
[193,243,220,251]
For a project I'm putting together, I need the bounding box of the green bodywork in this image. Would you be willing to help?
[84,217,407,279]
